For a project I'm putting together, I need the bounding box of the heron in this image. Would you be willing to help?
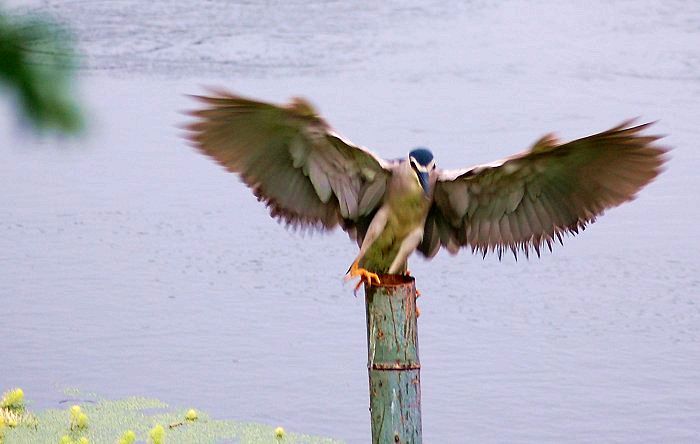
[185,90,667,291]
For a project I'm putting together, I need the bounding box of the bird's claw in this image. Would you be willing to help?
[348,269,381,287]
[345,261,381,294]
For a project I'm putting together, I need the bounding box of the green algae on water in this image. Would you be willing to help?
[1,393,342,444]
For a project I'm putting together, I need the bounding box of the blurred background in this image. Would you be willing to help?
[1,1,699,442]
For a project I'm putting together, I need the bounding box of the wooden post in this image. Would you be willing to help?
[365,274,422,444]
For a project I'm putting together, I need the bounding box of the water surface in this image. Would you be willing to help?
[2,1,699,442]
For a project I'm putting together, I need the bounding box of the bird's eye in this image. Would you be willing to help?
[432,164,436,170]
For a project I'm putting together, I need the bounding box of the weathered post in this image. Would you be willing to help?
[365,274,422,444]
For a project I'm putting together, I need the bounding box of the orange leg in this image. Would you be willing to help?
[345,260,381,294]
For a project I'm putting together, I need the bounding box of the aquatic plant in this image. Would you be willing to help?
[185,409,198,422]
[1,391,341,443]
[0,388,24,410]
[69,405,88,430]
[2,414,17,428]
[58,436,89,444]
[77,413,88,429]
[149,424,165,444]
[0,388,38,431]
[118,430,136,444]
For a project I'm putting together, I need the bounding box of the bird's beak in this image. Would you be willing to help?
[418,171,430,195]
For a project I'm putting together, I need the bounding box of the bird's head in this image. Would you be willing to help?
[408,147,435,195]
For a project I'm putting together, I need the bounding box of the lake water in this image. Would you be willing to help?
[2,1,699,442]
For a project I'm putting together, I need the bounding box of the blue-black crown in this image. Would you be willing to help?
[409,147,434,166]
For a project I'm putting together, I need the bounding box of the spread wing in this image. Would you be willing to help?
[418,120,668,259]
[184,90,390,233]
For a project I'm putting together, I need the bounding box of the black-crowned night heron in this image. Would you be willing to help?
[185,90,667,291]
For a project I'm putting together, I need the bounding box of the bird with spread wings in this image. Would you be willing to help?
[185,90,667,291]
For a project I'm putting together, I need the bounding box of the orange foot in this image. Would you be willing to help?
[345,261,381,294]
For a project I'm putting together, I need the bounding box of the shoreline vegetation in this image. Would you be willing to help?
[1,388,341,444]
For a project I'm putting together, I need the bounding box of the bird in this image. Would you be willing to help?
[184,89,667,291]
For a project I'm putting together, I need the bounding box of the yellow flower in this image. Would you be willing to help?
[77,412,88,429]
[119,430,136,444]
[149,424,165,444]
[59,435,73,444]
[185,409,198,422]
[275,426,286,439]
[79,438,89,444]
[1,388,24,409]
[68,405,88,429]
[70,405,81,420]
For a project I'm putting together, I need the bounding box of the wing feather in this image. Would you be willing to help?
[358,179,386,216]
[185,90,390,233]
[418,120,668,259]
